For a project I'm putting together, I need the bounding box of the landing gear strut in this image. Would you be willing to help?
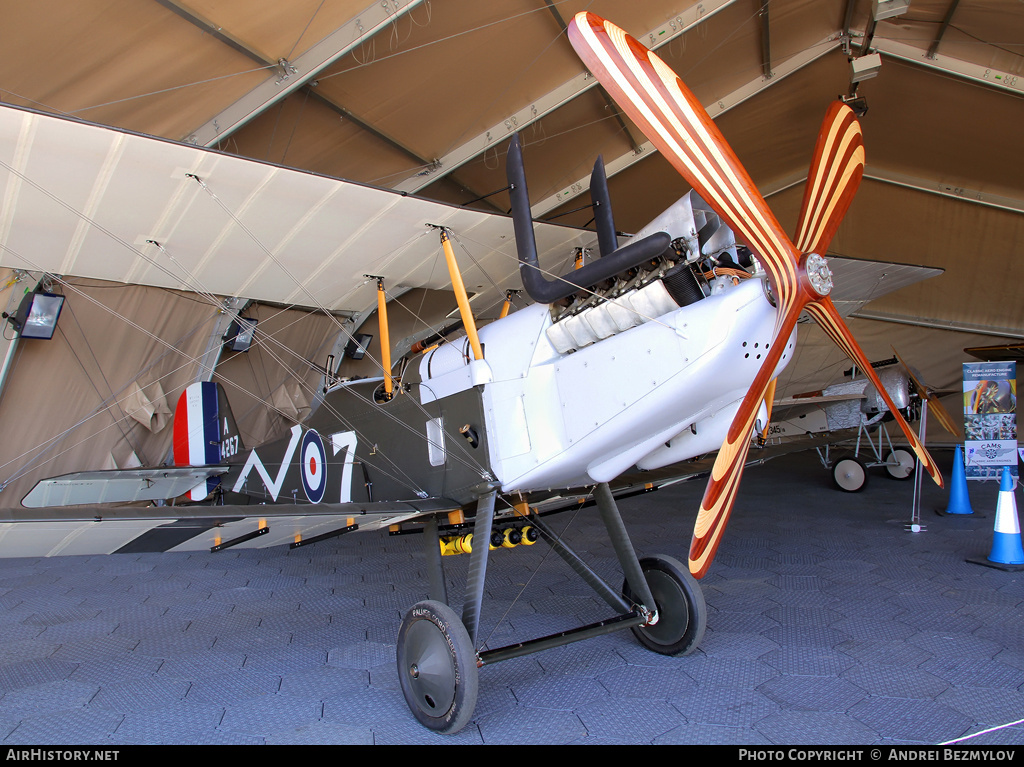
[395,482,707,734]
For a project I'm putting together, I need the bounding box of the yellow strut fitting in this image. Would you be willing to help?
[439,229,484,361]
[374,277,394,397]
[447,509,465,526]
[513,500,532,518]
[761,378,778,441]
[499,290,518,319]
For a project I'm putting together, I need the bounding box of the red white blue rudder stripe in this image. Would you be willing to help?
[173,382,222,501]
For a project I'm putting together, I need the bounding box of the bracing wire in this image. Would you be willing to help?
[0,155,504,492]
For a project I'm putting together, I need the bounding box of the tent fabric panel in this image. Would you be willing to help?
[315,0,589,161]
[0,278,217,507]
[223,92,429,187]
[184,0,373,65]
[1,0,268,140]
[213,302,341,448]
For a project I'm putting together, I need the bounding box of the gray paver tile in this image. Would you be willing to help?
[0,450,1016,744]
[849,697,973,743]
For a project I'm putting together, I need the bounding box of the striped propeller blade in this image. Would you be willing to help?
[793,101,866,255]
[805,300,944,488]
[567,12,942,580]
[689,306,804,578]
[567,12,802,318]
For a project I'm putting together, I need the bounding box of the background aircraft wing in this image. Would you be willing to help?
[823,256,943,318]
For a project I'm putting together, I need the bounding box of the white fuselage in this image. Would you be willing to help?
[418,275,795,493]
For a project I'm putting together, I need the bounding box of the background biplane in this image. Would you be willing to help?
[768,352,960,491]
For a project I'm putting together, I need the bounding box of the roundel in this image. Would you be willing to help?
[300,429,327,504]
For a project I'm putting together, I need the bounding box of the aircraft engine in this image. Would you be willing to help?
[542,193,752,355]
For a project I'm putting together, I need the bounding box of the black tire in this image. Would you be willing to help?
[832,455,868,492]
[396,600,478,734]
[623,554,707,656]
[885,449,915,480]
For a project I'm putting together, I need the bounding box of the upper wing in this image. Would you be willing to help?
[0,103,589,315]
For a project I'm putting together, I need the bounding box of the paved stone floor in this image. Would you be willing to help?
[1,447,1023,745]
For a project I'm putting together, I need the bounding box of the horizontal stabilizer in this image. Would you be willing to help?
[21,467,227,508]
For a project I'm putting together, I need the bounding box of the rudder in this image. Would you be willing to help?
[173,382,243,500]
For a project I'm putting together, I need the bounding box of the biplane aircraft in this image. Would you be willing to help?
[768,353,959,492]
[0,13,944,734]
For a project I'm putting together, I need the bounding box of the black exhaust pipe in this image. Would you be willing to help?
[507,134,670,305]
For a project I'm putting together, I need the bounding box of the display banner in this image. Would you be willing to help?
[963,361,1017,480]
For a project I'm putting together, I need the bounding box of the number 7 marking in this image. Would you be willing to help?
[330,431,358,502]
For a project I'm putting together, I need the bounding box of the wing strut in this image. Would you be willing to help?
[439,228,484,361]
[371,276,395,399]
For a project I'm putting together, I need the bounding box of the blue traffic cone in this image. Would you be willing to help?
[986,467,1024,566]
[942,445,974,515]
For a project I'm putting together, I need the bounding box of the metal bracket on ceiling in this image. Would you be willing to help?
[839,30,853,56]
[275,58,298,86]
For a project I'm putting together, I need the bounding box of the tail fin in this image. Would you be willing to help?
[173,382,243,500]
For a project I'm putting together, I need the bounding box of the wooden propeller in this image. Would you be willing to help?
[567,12,943,579]
[892,347,962,439]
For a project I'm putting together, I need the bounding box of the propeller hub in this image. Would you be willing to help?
[803,253,833,297]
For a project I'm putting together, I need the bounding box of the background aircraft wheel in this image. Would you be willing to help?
[832,455,868,492]
[622,554,706,656]
[885,448,916,480]
[396,600,478,734]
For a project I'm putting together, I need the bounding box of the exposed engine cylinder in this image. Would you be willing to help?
[662,262,705,307]
[541,188,755,356]
[545,277,684,354]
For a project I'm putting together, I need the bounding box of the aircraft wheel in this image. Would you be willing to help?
[396,600,478,734]
[885,449,916,480]
[832,455,868,492]
[623,555,706,656]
